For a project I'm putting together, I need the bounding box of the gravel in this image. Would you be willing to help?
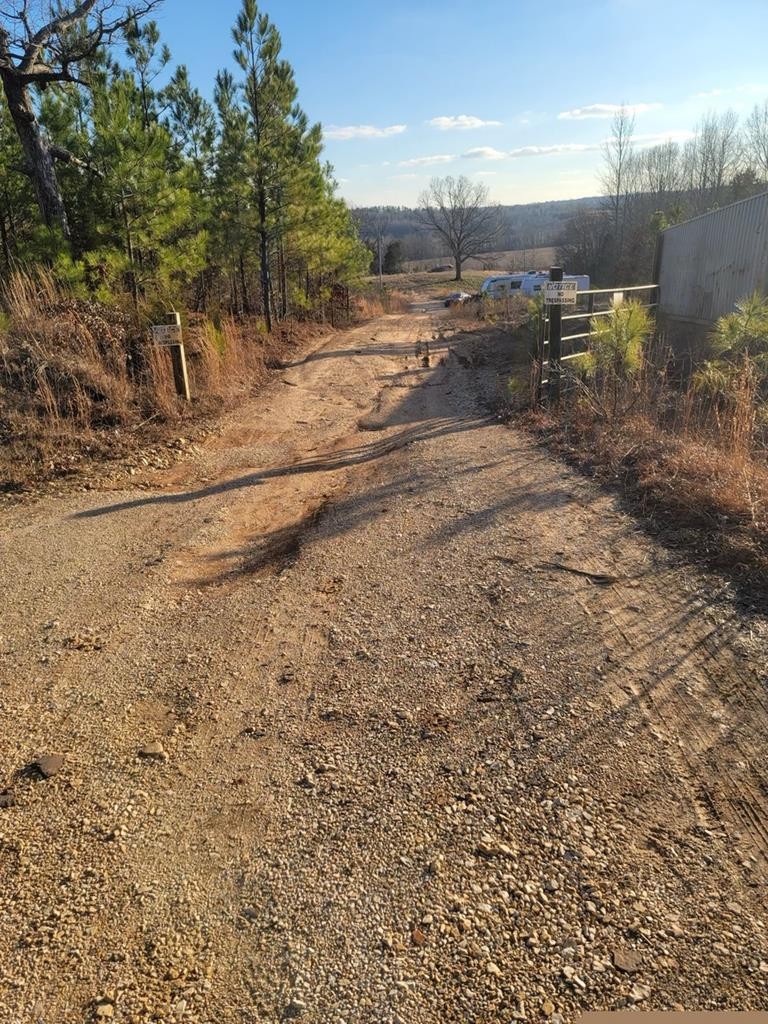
[0,311,766,1022]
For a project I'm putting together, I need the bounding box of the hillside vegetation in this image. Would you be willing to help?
[518,293,768,576]
[0,0,368,322]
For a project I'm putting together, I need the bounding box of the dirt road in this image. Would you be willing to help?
[1,309,767,1023]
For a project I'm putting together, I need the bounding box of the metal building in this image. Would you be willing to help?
[658,190,768,326]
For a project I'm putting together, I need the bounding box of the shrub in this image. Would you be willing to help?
[709,291,768,375]
[580,299,651,380]
[567,299,654,424]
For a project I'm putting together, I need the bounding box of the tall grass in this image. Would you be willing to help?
[354,288,411,318]
[0,266,408,489]
[1,269,136,429]
[0,270,305,488]
[527,300,768,573]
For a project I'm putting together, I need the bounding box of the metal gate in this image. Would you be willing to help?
[537,271,659,401]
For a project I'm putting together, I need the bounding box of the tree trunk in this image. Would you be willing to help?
[3,188,18,248]
[454,253,463,281]
[120,197,140,313]
[238,252,250,314]
[278,241,288,320]
[0,73,70,237]
[229,270,239,315]
[257,184,272,333]
[0,186,13,268]
[0,209,11,269]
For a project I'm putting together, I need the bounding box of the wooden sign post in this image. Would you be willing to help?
[151,312,190,402]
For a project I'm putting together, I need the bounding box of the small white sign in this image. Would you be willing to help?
[544,280,578,306]
[151,323,183,346]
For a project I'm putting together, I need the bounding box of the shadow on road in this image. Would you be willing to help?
[73,320,513,523]
[72,415,489,521]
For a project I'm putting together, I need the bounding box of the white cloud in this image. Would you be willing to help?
[458,142,607,162]
[391,173,420,180]
[693,83,767,99]
[633,129,696,147]
[398,154,455,167]
[508,143,603,157]
[461,146,507,161]
[324,124,407,141]
[558,102,661,121]
[428,114,502,131]
[475,171,498,177]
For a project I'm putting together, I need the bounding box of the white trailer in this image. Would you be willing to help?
[480,271,590,299]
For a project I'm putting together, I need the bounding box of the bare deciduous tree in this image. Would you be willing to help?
[600,106,635,278]
[354,206,390,287]
[636,140,682,201]
[683,110,742,210]
[557,208,612,284]
[416,175,499,281]
[745,100,768,182]
[0,0,162,235]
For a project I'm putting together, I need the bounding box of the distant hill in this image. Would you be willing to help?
[352,196,602,262]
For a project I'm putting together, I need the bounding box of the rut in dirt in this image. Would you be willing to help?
[0,311,767,1023]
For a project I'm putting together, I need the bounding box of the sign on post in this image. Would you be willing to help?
[151,322,183,346]
[546,266,564,405]
[544,280,578,306]
[151,312,190,402]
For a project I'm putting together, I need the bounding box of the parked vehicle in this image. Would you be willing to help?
[480,271,590,299]
[445,291,472,307]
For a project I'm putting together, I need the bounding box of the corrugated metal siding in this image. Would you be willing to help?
[658,191,768,323]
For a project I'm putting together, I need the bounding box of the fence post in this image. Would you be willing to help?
[651,230,664,312]
[548,266,563,405]
[166,311,190,402]
[652,230,664,287]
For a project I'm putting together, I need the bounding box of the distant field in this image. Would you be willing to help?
[361,246,561,303]
[362,269,491,300]
[403,247,558,274]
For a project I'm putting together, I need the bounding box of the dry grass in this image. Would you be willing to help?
[520,339,768,577]
[353,288,412,317]
[0,271,344,492]
[366,271,490,300]
[404,246,558,273]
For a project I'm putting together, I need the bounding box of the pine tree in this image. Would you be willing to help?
[90,68,205,308]
[124,17,171,131]
[0,0,369,324]
[0,102,36,269]
[232,0,302,331]
[210,69,256,314]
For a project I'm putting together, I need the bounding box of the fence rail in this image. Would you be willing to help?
[537,280,659,398]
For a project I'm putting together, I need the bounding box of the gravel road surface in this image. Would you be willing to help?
[1,310,767,1023]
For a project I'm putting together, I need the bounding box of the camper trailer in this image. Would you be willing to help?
[480,271,590,299]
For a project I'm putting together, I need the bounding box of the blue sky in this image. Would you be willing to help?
[156,0,768,206]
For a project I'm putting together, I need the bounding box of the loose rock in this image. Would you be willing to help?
[32,753,64,778]
[613,948,643,973]
[137,741,167,761]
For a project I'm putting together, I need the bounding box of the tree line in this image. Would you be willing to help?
[354,196,599,269]
[560,104,768,285]
[0,0,368,328]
